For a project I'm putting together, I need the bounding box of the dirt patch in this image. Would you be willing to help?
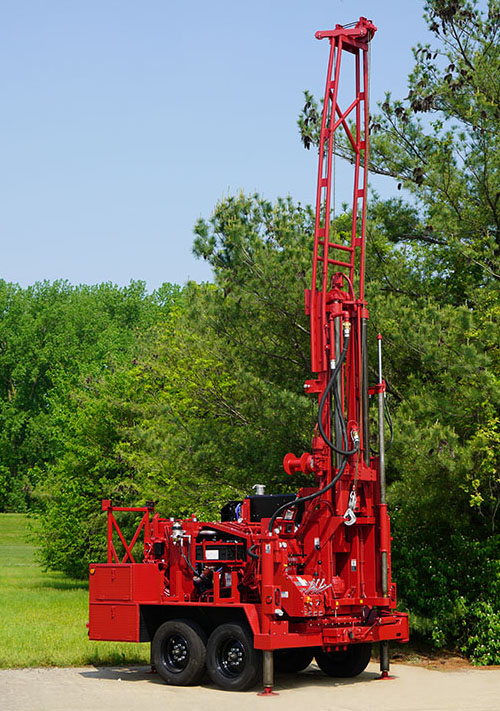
[390,645,500,672]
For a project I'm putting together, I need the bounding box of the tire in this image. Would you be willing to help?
[152,619,207,686]
[315,643,372,678]
[274,648,314,673]
[206,623,261,691]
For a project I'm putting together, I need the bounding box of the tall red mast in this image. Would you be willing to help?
[286,17,376,490]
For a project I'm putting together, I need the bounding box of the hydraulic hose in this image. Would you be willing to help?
[268,323,358,532]
[317,330,359,457]
[181,540,197,574]
[247,544,260,560]
[268,456,348,532]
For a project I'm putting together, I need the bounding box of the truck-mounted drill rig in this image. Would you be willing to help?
[88,17,409,693]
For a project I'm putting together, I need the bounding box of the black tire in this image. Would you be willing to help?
[315,643,372,678]
[274,648,314,673]
[206,623,261,691]
[152,619,207,686]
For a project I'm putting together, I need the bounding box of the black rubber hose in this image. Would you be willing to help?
[317,333,359,457]
[247,544,260,560]
[267,329,357,532]
[268,456,348,532]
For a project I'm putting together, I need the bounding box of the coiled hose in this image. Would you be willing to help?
[268,327,358,532]
[317,331,358,457]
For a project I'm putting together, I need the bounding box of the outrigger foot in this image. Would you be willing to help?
[258,687,279,697]
[378,641,393,679]
[258,651,279,696]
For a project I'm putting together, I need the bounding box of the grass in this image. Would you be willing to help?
[0,513,150,668]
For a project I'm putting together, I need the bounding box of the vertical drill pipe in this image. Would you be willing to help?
[377,335,386,503]
[358,46,371,300]
[334,315,343,467]
[310,38,340,374]
[361,317,370,464]
[349,51,361,268]
[348,313,362,447]
[321,38,343,337]
[377,335,388,597]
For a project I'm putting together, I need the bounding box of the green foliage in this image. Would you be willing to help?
[34,183,500,663]
[298,0,500,663]
[369,1,500,303]
[37,196,317,578]
[0,279,179,512]
[4,0,500,668]
[299,1,500,303]
[193,193,315,386]
[462,600,500,665]
[364,282,500,663]
[372,1,500,663]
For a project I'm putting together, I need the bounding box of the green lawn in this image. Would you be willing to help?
[0,513,149,668]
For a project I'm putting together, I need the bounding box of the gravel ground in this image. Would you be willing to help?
[1,661,499,711]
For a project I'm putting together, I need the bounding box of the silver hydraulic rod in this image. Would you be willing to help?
[377,333,388,597]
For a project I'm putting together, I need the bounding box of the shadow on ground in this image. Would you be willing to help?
[36,578,88,591]
[79,664,384,691]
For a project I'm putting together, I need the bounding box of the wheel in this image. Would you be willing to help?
[274,648,314,673]
[151,619,207,686]
[315,643,371,677]
[206,623,261,691]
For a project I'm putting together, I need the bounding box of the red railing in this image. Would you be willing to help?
[101,499,152,564]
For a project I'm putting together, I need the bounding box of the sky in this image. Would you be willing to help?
[0,1,430,290]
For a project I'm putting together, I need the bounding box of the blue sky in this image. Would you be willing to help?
[0,1,429,290]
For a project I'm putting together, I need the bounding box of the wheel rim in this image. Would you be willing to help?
[163,634,190,673]
[217,638,246,678]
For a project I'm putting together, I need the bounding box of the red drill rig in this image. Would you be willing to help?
[88,17,409,693]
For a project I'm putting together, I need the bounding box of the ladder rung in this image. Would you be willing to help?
[318,240,353,253]
[318,256,352,268]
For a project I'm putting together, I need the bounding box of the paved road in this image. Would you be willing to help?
[2,662,499,711]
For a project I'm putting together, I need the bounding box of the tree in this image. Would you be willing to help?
[0,280,178,511]
[34,0,500,662]
[300,1,500,302]
[193,193,315,387]
[299,0,500,662]
[36,193,319,576]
